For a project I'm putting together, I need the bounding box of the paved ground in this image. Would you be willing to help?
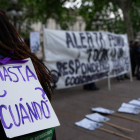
[51,78,140,140]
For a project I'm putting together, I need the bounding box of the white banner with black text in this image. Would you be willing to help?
[43,29,130,89]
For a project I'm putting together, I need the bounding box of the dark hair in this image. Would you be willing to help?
[0,10,52,100]
[24,38,30,48]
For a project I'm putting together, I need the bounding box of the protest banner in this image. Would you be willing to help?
[43,29,131,89]
[30,32,40,53]
[0,58,60,138]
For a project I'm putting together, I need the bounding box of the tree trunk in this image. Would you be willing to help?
[107,0,134,41]
[121,3,134,41]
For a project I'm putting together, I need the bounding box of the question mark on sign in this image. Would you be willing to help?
[0,90,7,98]
[35,87,46,100]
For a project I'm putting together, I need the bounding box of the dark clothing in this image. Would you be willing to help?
[131,45,139,59]
[136,46,140,75]
[83,83,99,90]
[131,58,137,76]
[0,121,56,140]
[52,129,57,140]
[130,45,139,76]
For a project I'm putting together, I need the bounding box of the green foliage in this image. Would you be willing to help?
[130,0,140,37]
[0,0,76,35]
[79,0,125,33]
[1,0,139,37]
[0,0,12,10]
[79,0,140,36]
[22,0,76,29]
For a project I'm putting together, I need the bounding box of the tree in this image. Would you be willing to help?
[106,0,133,41]
[79,0,140,41]
[0,0,76,37]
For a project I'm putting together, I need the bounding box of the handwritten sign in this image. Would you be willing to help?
[43,29,131,89]
[30,32,40,53]
[0,58,60,138]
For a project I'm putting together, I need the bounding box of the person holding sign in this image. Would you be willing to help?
[0,10,58,140]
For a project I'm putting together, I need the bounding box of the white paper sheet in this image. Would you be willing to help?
[75,118,102,130]
[30,32,40,53]
[85,113,110,122]
[121,102,140,109]
[91,107,115,114]
[129,99,140,107]
[118,107,139,114]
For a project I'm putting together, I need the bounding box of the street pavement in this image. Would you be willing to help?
[52,78,140,140]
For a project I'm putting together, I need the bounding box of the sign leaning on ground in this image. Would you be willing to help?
[30,32,40,53]
[0,58,60,138]
[43,29,131,89]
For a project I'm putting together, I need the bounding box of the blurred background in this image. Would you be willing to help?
[1,0,140,52]
[1,1,140,140]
